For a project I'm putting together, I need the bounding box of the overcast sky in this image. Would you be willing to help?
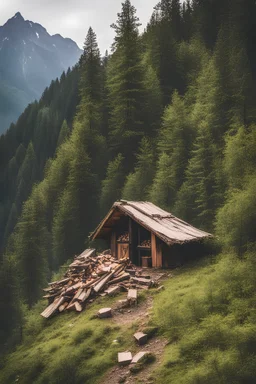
[0,0,158,53]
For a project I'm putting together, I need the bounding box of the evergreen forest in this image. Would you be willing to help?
[1,1,256,383]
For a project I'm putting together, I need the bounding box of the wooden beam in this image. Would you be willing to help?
[151,233,157,267]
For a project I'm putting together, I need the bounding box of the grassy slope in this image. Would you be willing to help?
[151,253,256,384]
[0,295,137,384]
[1,252,256,384]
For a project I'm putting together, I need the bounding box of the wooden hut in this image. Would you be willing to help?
[90,201,212,268]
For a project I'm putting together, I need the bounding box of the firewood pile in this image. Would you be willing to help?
[41,248,157,319]
[140,240,151,248]
[117,232,129,242]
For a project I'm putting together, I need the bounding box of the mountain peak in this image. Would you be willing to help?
[13,12,24,21]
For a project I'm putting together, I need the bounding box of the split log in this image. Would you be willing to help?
[78,288,92,303]
[75,302,83,312]
[41,297,65,318]
[104,285,120,296]
[48,278,70,286]
[108,272,130,285]
[59,302,69,312]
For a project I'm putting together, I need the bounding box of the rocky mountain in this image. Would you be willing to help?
[0,12,82,134]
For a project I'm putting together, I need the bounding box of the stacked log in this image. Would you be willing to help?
[140,240,151,248]
[41,248,158,319]
[117,232,129,242]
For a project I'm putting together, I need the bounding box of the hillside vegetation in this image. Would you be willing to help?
[1,251,256,384]
[0,1,256,383]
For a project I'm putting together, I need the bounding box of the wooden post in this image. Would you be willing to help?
[129,217,132,262]
[151,233,157,267]
[111,231,116,259]
[156,240,162,267]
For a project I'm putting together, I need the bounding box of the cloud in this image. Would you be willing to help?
[0,0,157,53]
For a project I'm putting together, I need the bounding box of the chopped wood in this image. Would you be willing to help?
[74,302,83,312]
[59,302,69,312]
[134,332,148,345]
[41,297,65,318]
[127,289,137,303]
[108,272,130,285]
[48,278,70,286]
[78,288,91,303]
[131,351,150,364]
[41,248,135,319]
[131,277,154,287]
[118,352,132,365]
[104,285,120,296]
[98,308,112,318]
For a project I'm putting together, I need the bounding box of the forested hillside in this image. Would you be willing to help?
[0,0,256,372]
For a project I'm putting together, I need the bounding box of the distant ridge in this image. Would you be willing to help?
[0,12,82,134]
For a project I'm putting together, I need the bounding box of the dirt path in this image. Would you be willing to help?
[101,336,167,384]
[101,270,169,384]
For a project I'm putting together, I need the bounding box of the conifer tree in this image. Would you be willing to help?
[57,120,70,148]
[122,138,155,201]
[77,27,107,177]
[150,91,194,210]
[107,0,145,170]
[100,154,125,214]
[52,128,99,266]
[0,255,21,345]
[15,142,38,213]
[15,187,49,307]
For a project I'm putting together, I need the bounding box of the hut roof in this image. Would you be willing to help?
[90,201,212,246]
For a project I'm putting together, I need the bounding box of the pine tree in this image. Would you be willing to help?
[100,154,125,214]
[150,91,194,210]
[15,187,49,307]
[15,142,38,213]
[77,27,107,178]
[107,0,145,170]
[0,255,21,346]
[57,120,70,148]
[122,138,155,201]
[78,27,102,128]
[52,127,99,266]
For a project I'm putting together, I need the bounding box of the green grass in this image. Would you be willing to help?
[150,252,256,384]
[0,294,137,384]
[1,252,256,384]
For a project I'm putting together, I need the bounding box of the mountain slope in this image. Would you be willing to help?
[0,12,82,133]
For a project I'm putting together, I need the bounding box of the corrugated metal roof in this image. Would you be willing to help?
[91,201,212,245]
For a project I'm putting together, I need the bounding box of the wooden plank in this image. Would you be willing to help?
[48,277,70,286]
[108,272,130,285]
[41,297,65,318]
[151,233,157,267]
